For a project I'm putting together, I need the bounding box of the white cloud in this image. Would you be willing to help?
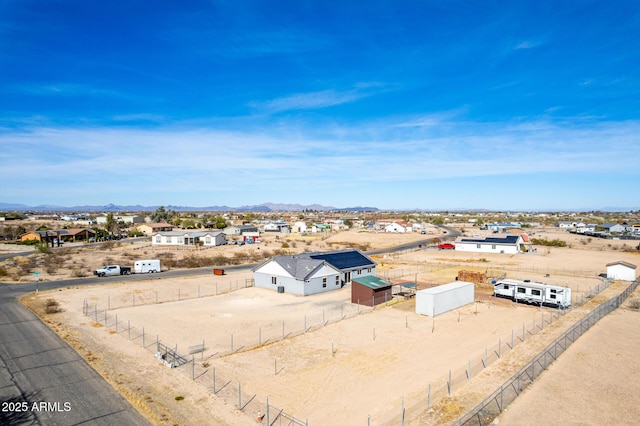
[1,117,638,205]
[249,88,369,113]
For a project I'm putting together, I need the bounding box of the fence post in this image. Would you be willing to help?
[266,396,269,425]
[448,369,451,395]
[238,382,241,409]
[428,383,431,409]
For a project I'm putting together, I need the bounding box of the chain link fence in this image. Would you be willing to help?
[453,279,639,426]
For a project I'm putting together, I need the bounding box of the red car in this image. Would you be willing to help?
[437,243,455,250]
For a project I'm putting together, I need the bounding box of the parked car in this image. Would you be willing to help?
[438,243,455,250]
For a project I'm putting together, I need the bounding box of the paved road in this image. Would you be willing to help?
[0,226,458,425]
[0,285,150,425]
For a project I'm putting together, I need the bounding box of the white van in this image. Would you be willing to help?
[134,259,161,274]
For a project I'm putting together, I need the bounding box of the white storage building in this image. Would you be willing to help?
[606,261,637,281]
[416,281,475,317]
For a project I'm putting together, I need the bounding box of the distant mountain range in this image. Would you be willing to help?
[0,202,380,213]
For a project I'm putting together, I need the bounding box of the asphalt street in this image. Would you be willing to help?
[0,226,458,425]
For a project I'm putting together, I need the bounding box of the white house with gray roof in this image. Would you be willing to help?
[253,249,376,295]
[152,231,226,246]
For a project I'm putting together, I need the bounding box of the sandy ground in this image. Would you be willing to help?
[14,227,640,425]
[497,297,640,426]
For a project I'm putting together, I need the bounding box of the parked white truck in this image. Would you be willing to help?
[134,259,161,274]
[93,265,132,277]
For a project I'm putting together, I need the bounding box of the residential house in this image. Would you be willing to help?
[253,249,377,295]
[151,231,226,246]
[137,223,173,236]
[454,234,528,254]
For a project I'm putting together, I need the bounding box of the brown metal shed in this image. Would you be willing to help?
[352,276,393,307]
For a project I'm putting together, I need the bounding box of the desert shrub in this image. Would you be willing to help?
[103,241,115,251]
[103,256,114,265]
[628,298,640,311]
[358,243,371,251]
[248,251,268,262]
[232,252,250,264]
[272,249,289,256]
[0,266,8,277]
[72,268,87,277]
[531,238,567,247]
[45,265,57,274]
[281,242,290,248]
[211,255,229,265]
[36,243,51,254]
[45,298,62,314]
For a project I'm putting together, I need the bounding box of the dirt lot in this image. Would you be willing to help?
[15,227,640,425]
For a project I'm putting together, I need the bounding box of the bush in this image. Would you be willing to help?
[72,268,87,277]
[0,266,8,277]
[628,298,640,311]
[531,238,567,247]
[45,298,62,314]
[36,243,51,254]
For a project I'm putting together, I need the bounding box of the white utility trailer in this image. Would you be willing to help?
[416,281,475,317]
[134,259,161,274]
[493,279,571,308]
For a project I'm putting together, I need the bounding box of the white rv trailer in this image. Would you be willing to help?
[134,259,161,274]
[493,279,571,308]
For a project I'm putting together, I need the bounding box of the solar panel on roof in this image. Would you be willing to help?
[309,250,374,269]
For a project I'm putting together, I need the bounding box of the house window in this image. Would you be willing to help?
[335,276,340,285]
[358,269,362,275]
[492,244,496,250]
[503,284,510,290]
[271,276,277,285]
[205,237,211,244]
[166,237,172,243]
[367,268,372,273]
[517,287,526,294]
[155,236,161,243]
[477,244,481,249]
[550,294,556,299]
[322,277,327,288]
[531,289,541,296]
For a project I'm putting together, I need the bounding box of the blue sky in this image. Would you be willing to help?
[1,1,639,211]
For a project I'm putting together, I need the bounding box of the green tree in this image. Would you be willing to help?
[151,206,172,222]
[214,215,227,229]
[105,213,118,236]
